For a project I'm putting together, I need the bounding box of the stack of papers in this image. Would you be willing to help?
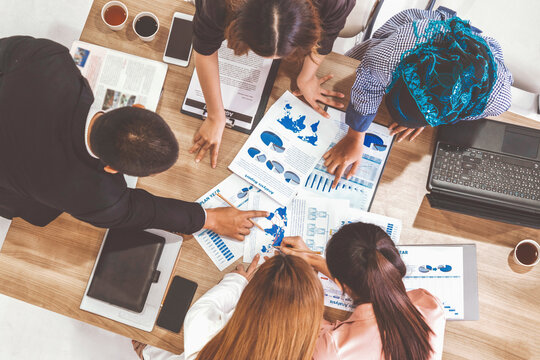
[194,91,398,311]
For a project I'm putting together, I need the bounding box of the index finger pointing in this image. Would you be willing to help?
[245,210,270,219]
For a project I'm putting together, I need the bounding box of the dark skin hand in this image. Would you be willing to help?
[388,122,425,142]
[204,207,269,241]
[293,74,345,118]
[323,128,366,188]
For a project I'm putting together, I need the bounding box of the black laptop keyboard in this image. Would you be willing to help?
[432,143,540,202]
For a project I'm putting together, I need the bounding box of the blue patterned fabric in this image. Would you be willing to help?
[345,8,513,133]
[386,17,498,127]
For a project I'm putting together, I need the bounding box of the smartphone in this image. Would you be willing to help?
[163,12,194,67]
[156,276,198,333]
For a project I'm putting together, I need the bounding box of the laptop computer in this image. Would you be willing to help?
[426,118,540,229]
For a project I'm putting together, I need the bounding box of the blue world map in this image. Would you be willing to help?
[260,206,288,253]
[277,103,320,146]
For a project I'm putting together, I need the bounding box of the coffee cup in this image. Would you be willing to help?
[101,1,129,31]
[513,239,540,267]
[133,12,160,42]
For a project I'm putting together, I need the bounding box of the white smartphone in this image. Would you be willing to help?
[163,12,194,67]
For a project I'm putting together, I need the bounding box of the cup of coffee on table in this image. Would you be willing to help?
[513,239,540,267]
[101,1,129,31]
[133,12,160,42]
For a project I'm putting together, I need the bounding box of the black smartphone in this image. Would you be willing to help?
[156,276,198,333]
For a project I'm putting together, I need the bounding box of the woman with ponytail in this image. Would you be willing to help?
[189,0,355,168]
[134,254,325,360]
[282,223,446,360]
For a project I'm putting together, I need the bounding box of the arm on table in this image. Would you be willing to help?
[189,51,226,168]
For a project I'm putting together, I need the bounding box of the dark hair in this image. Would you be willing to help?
[90,107,179,177]
[225,0,321,61]
[326,222,434,360]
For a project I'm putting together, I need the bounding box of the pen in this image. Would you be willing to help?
[273,246,322,255]
[216,193,266,232]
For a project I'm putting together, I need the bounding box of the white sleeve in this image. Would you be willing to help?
[183,273,248,359]
[142,273,248,360]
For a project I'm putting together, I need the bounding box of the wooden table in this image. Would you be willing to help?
[1,1,539,359]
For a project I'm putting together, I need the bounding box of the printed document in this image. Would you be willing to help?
[302,107,393,210]
[182,41,276,131]
[399,245,465,320]
[316,208,402,311]
[193,175,259,271]
[229,91,339,205]
[243,194,349,263]
[69,41,168,188]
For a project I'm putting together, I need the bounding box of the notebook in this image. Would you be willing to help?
[87,229,165,313]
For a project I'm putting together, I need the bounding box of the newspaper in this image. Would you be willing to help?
[69,41,168,187]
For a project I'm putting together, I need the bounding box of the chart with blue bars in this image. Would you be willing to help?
[198,229,242,271]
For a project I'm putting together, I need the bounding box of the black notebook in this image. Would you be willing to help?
[87,229,165,313]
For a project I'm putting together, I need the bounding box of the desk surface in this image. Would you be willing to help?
[1,1,539,359]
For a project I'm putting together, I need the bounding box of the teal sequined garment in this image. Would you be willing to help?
[386,17,498,127]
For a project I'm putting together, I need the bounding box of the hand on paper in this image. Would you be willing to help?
[293,73,345,118]
[204,207,269,241]
[189,115,226,168]
[131,340,146,359]
[388,122,425,142]
[232,254,260,281]
[280,236,331,276]
[323,129,365,188]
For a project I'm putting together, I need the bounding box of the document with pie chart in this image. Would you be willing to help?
[229,91,339,205]
[301,107,394,210]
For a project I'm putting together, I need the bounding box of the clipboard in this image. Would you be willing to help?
[181,59,280,135]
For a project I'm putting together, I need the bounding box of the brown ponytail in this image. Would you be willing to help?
[326,223,434,360]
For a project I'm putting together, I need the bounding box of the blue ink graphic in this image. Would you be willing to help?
[284,171,300,185]
[277,103,319,145]
[261,131,285,153]
[418,265,453,273]
[237,186,253,199]
[260,206,288,252]
[266,160,284,174]
[248,147,266,162]
[364,133,387,151]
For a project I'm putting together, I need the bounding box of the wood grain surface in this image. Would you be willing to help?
[0,1,538,359]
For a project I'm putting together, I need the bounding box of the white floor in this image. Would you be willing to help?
[0,1,139,359]
[0,1,538,359]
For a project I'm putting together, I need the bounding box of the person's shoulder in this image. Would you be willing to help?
[407,289,445,319]
[4,36,68,57]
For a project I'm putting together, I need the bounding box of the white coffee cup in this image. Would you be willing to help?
[101,1,129,31]
[513,239,540,267]
[132,12,160,42]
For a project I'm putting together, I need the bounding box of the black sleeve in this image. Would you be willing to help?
[317,0,356,55]
[73,188,206,234]
[192,0,227,55]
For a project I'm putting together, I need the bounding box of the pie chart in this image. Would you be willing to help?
[261,131,285,153]
[284,171,300,185]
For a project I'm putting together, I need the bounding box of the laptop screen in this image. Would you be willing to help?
[501,128,540,159]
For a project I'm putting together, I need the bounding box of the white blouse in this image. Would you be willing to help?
[142,273,248,360]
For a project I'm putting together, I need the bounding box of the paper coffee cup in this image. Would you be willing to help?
[101,1,129,31]
[133,12,160,42]
[513,239,540,267]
